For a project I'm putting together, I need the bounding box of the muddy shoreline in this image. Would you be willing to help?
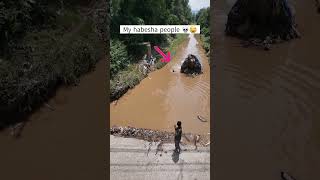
[110,63,161,103]
[110,126,210,147]
[0,60,103,133]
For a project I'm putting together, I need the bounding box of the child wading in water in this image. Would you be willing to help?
[174,121,182,153]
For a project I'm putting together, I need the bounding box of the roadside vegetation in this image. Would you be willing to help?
[110,0,193,102]
[195,7,210,59]
[110,34,188,101]
[0,0,105,128]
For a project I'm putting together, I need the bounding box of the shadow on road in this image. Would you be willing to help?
[172,150,180,163]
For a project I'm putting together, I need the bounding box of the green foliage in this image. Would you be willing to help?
[196,7,210,55]
[110,64,145,101]
[0,27,101,121]
[0,0,104,126]
[110,39,130,78]
[167,14,180,25]
[57,37,99,84]
[201,34,210,52]
[168,34,187,55]
[110,0,192,44]
[110,0,193,72]
[0,0,56,55]
[109,0,192,101]
[201,27,210,38]
[196,7,210,35]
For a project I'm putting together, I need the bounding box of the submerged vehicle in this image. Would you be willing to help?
[180,54,202,74]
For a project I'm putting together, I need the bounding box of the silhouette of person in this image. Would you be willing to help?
[174,121,182,153]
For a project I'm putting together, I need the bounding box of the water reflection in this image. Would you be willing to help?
[214,0,320,179]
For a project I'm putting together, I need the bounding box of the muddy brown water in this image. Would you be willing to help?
[0,60,107,179]
[214,0,320,179]
[110,34,210,135]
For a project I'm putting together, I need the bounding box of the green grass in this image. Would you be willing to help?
[195,34,210,64]
[168,34,188,55]
[154,34,188,69]
[200,35,210,53]
[110,64,145,101]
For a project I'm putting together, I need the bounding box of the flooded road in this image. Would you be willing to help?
[110,34,210,134]
[214,0,320,179]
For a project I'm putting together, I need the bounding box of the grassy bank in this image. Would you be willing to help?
[195,34,210,57]
[110,34,188,102]
[154,34,189,69]
[195,7,210,62]
[0,1,105,128]
[199,34,210,55]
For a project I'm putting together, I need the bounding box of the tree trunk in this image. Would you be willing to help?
[225,0,300,41]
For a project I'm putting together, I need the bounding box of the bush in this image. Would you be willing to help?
[0,0,56,55]
[110,65,145,101]
[110,39,130,78]
[56,37,99,84]
[196,7,210,56]
[201,35,210,53]
[0,22,102,127]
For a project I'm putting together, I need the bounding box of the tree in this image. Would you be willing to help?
[196,7,210,53]
[225,0,300,40]
[196,8,209,32]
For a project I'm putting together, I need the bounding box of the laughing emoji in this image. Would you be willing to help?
[189,25,197,33]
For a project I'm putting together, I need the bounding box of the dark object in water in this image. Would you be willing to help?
[180,54,202,74]
[225,0,300,41]
[281,171,296,180]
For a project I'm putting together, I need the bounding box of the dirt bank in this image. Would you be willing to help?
[111,126,210,148]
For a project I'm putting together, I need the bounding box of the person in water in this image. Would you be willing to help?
[174,121,182,153]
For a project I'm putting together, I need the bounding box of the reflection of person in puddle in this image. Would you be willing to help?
[174,121,182,153]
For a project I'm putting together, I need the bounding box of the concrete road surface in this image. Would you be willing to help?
[110,135,210,180]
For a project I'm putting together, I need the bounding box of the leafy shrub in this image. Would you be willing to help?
[196,8,210,57]
[0,0,56,55]
[0,17,102,127]
[110,64,145,101]
[110,39,130,78]
[201,35,210,53]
